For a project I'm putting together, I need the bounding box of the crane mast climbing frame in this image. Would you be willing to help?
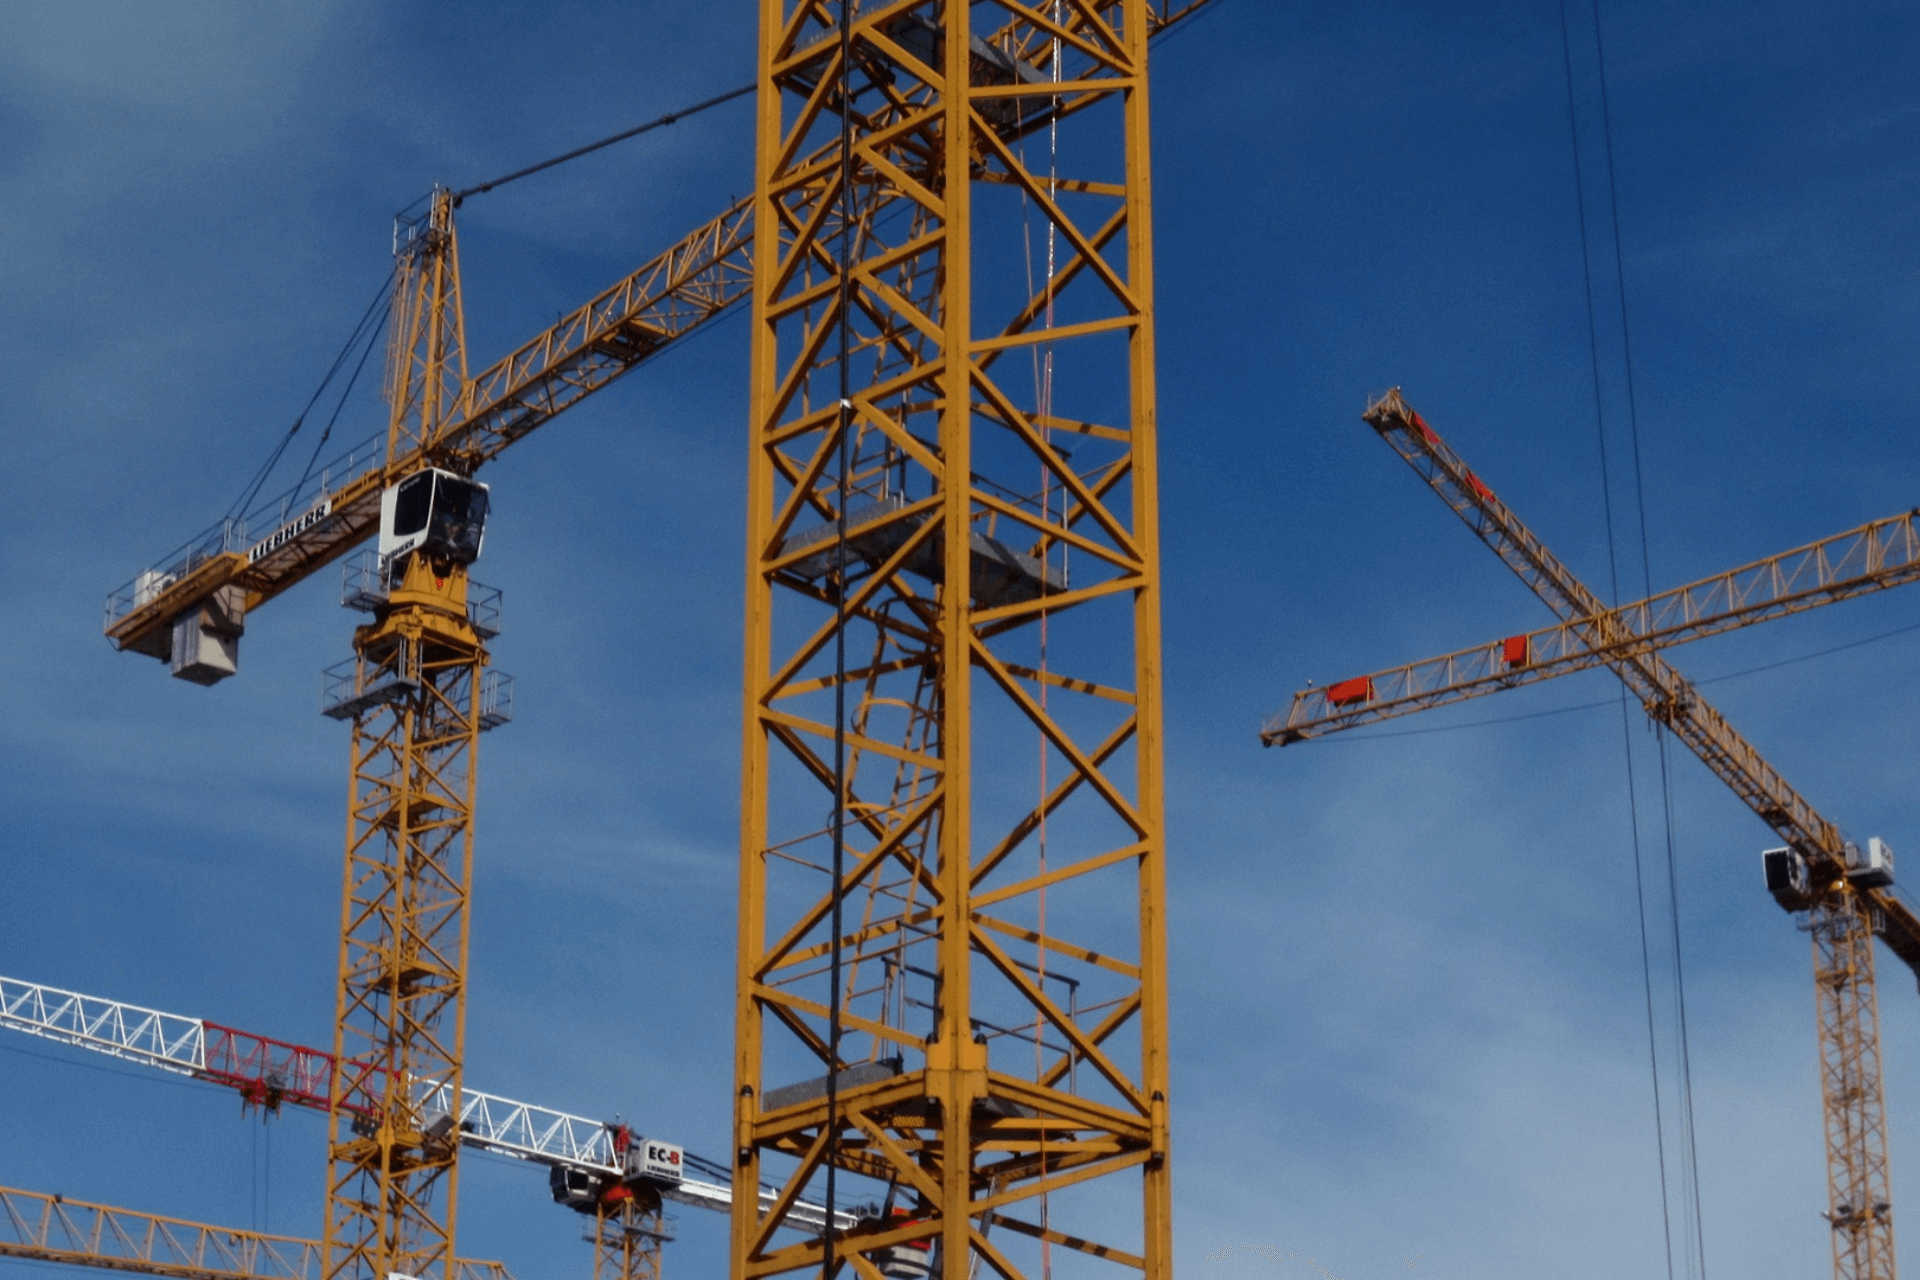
[735,4,1186,1280]
[1272,389,1903,1280]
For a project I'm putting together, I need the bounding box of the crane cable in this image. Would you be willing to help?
[1590,0,1711,1261]
[449,83,755,202]
[1559,2,1706,1276]
[823,0,856,1273]
[225,266,396,527]
[1020,13,1066,1280]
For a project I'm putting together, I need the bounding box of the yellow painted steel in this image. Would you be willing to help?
[104,8,1210,665]
[0,1185,513,1280]
[103,197,756,660]
[735,5,1173,1280]
[322,190,484,1280]
[593,1193,667,1280]
[1288,389,1896,1280]
[1268,506,1920,746]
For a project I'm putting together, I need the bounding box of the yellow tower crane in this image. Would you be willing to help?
[1266,389,1918,1280]
[315,188,494,1280]
[98,11,1215,1279]
[730,5,1206,1280]
[100,186,753,1280]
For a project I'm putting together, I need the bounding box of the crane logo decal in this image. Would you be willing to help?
[247,499,335,564]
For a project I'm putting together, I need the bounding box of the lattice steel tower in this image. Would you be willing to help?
[734,5,1176,1280]
[322,189,497,1280]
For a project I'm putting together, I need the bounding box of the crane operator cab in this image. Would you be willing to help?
[378,467,489,590]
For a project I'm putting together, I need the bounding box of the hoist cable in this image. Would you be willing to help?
[288,287,393,505]
[1558,3,1677,1276]
[823,2,856,1273]
[226,266,396,525]
[451,83,754,202]
[1587,1,1709,1270]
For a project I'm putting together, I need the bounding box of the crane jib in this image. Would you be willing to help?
[247,499,336,564]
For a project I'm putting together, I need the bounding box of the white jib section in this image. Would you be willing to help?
[0,973,853,1229]
[0,975,206,1075]
[415,1079,622,1172]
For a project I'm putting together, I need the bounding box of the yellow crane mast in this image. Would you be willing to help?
[317,188,492,1280]
[732,4,1198,1280]
[1270,388,1907,1280]
[97,13,1212,1280]
[100,185,758,1280]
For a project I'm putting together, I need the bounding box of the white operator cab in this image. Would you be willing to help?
[378,467,490,587]
[1764,836,1896,909]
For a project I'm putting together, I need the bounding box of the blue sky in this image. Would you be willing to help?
[4,3,1920,1279]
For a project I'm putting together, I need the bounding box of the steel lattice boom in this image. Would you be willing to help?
[735,5,1189,1280]
[0,970,850,1239]
[0,1185,513,1280]
[100,196,757,667]
[1266,506,1920,747]
[1277,388,1898,1280]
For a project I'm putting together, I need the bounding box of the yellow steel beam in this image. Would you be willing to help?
[1314,389,1895,1280]
[735,5,1173,1280]
[320,191,484,1280]
[1266,505,1920,746]
[593,1192,667,1280]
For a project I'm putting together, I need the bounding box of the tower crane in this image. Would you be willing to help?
[730,5,1210,1280]
[1265,388,1912,1280]
[97,10,1212,1280]
[0,972,855,1280]
[94,182,753,1280]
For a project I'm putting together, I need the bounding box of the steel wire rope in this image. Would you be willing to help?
[285,286,394,512]
[225,267,397,527]
[1004,14,1067,1280]
[449,83,755,202]
[1586,3,1708,1269]
[822,2,856,1275]
[0,1037,207,1091]
[1558,3,1681,1275]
